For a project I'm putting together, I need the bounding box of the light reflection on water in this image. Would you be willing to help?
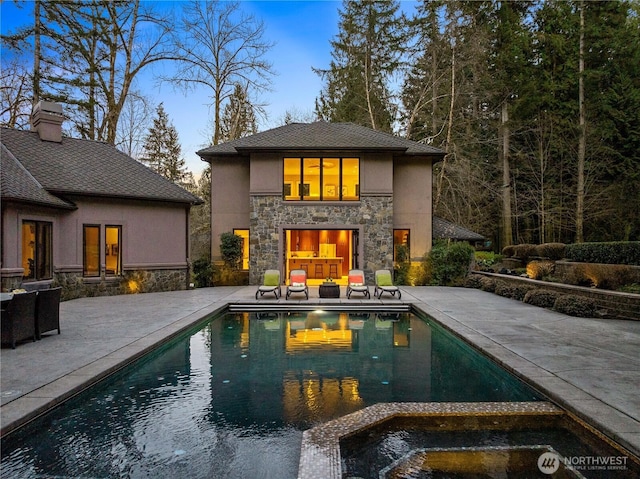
[1,311,540,479]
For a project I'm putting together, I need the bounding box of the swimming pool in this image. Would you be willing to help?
[1,310,542,478]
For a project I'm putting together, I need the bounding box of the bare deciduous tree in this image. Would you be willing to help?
[0,58,32,129]
[168,0,274,146]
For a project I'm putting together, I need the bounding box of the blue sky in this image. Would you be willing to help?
[1,1,418,176]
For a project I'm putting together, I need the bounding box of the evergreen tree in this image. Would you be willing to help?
[315,0,406,132]
[34,0,175,143]
[141,103,190,186]
[220,83,258,142]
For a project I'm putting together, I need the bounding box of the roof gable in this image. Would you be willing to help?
[197,122,445,157]
[1,128,202,205]
[1,144,74,209]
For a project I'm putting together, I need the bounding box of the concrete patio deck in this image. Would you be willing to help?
[1,285,639,459]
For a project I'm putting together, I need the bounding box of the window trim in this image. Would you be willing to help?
[21,220,53,281]
[105,225,122,276]
[83,224,101,277]
[233,228,250,271]
[283,157,360,202]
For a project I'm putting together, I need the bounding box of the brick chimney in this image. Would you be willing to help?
[30,101,64,143]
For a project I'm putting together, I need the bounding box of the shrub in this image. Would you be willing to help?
[527,260,555,280]
[502,245,515,258]
[220,232,243,270]
[464,274,484,289]
[561,263,638,290]
[394,244,411,285]
[512,284,535,301]
[535,243,566,260]
[479,276,497,292]
[565,241,640,265]
[524,289,559,309]
[423,241,475,286]
[553,295,597,317]
[512,244,537,262]
[192,258,214,288]
[494,281,513,298]
[474,251,503,271]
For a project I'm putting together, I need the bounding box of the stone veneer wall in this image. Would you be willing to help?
[249,195,393,285]
[55,269,188,301]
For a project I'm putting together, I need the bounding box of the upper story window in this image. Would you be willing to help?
[283,157,359,201]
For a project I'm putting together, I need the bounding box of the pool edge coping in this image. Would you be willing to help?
[1,291,638,462]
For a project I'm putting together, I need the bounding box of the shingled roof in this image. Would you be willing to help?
[433,216,485,242]
[1,144,74,209]
[197,122,445,157]
[1,127,202,206]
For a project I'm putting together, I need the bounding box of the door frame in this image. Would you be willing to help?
[279,224,364,281]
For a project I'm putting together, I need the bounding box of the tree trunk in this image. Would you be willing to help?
[576,0,586,243]
[501,101,513,247]
[33,0,41,104]
[434,43,456,211]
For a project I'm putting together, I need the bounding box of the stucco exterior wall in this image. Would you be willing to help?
[207,149,437,284]
[393,156,434,260]
[1,199,191,297]
[210,156,250,261]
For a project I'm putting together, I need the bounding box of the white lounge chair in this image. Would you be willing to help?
[346,269,370,299]
[286,269,309,300]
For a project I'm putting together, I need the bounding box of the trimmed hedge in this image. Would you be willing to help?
[535,243,566,260]
[561,263,638,290]
[524,289,559,309]
[495,282,534,301]
[553,295,597,317]
[511,244,537,262]
[565,241,640,266]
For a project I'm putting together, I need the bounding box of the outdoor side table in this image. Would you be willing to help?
[319,282,340,298]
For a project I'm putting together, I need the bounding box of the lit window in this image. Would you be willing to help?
[394,229,410,263]
[83,225,100,277]
[105,226,122,275]
[233,229,250,270]
[283,157,359,201]
[21,221,52,281]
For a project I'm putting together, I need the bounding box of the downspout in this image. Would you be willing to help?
[185,206,191,289]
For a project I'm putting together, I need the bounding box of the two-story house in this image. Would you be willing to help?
[197,122,445,285]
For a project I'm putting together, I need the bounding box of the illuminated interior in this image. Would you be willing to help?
[21,221,52,281]
[83,225,100,277]
[233,229,249,270]
[285,229,354,284]
[21,222,36,280]
[283,157,359,201]
[105,226,121,275]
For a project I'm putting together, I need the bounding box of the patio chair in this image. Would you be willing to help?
[286,269,309,300]
[35,287,62,339]
[374,269,402,299]
[255,269,281,299]
[346,269,370,299]
[1,291,37,349]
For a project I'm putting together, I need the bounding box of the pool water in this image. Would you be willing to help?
[1,311,541,478]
